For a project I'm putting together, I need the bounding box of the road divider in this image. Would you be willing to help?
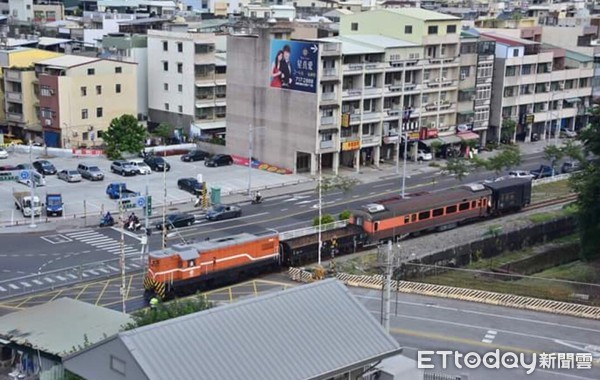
[288,268,600,320]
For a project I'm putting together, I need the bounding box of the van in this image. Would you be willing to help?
[18,170,46,187]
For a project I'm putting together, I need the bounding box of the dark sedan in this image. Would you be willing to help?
[181,150,210,162]
[177,177,203,196]
[144,156,171,172]
[33,160,57,175]
[156,213,196,230]
[206,204,242,221]
[204,154,233,167]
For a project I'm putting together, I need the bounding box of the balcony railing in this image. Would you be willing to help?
[362,112,382,121]
[321,92,336,101]
[322,68,338,78]
[364,62,384,70]
[320,140,334,149]
[320,116,335,125]
[343,63,363,72]
[6,92,22,102]
[7,112,23,122]
[350,114,361,123]
[5,71,21,81]
[363,87,383,96]
[361,135,381,145]
[342,88,362,98]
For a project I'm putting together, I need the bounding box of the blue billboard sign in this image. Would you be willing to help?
[269,39,319,93]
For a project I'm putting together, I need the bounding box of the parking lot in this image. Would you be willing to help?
[0,150,306,225]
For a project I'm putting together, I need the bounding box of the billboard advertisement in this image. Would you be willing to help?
[269,39,319,93]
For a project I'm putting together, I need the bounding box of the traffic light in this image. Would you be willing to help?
[146,196,152,217]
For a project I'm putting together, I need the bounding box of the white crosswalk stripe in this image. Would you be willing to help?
[32,280,43,285]
[65,230,140,255]
[20,282,31,288]
[8,284,18,290]
[0,286,6,292]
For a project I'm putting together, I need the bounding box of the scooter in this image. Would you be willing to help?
[251,196,263,205]
[99,214,115,227]
[125,217,142,231]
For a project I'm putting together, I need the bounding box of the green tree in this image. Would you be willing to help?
[569,110,600,260]
[313,214,335,226]
[317,175,359,194]
[441,157,471,181]
[103,114,147,159]
[560,140,585,163]
[483,145,522,176]
[123,295,212,330]
[339,209,352,221]
[501,119,517,144]
[543,145,564,168]
[429,140,443,161]
[153,123,172,143]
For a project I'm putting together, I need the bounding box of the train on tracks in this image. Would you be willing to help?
[144,177,532,300]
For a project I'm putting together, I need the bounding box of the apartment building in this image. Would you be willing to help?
[101,34,149,120]
[147,27,226,138]
[0,47,62,137]
[35,55,137,147]
[485,32,594,143]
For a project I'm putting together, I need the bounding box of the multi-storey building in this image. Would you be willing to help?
[101,34,149,120]
[0,47,62,138]
[226,9,492,174]
[485,32,594,142]
[147,26,226,138]
[35,55,137,147]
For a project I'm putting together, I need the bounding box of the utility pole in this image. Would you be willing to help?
[317,153,322,266]
[119,196,126,313]
[382,240,393,333]
[401,134,408,199]
[28,142,36,228]
[247,124,253,196]
[162,149,167,249]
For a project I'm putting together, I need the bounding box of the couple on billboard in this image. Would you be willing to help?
[271,44,293,89]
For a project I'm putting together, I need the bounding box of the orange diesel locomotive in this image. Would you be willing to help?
[144,232,279,299]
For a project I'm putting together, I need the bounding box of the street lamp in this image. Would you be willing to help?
[247,124,266,196]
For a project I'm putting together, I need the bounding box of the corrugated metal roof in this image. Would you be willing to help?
[118,279,401,380]
[0,298,132,357]
[565,49,593,63]
[342,35,417,48]
[36,55,99,68]
[321,37,383,55]
[384,8,461,21]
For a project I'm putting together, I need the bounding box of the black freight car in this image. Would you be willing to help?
[280,224,365,267]
[484,177,532,214]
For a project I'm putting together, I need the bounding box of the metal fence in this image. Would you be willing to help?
[0,254,145,300]
[423,372,467,380]
[279,220,348,241]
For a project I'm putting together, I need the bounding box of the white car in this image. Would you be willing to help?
[508,170,534,179]
[0,147,8,159]
[417,150,433,161]
[129,159,152,175]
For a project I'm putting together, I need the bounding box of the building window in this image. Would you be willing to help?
[177,42,183,52]
[460,67,470,79]
[164,83,169,91]
[351,22,358,31]
[81,109,88,119]
[110,356,126,376]
[513,49,519,57]
[521,64,532,75]
[177,63,183,73]
[163,61,168,71]
[405,25,412,34]
[116,84,121,93]
[428,25,438,35]
[82,132,88,141]
[80,86,87,96]
[41,108,53,118]
[165,103,169,111]
[178,84,183,92]
[115,66,122,74]
[478,63,493,78]
[87,68,95,75]
[96,107,103,117]
[505,66,517,77]
[40,86,52,97]
[178,105,183,113]
[96,85,102,95]
[162,41,168,51]
[446,25,456,34]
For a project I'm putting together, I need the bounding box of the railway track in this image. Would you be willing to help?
[524,194,578,212]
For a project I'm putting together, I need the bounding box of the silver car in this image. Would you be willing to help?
[58,169,82,183]
[129,159,152,175]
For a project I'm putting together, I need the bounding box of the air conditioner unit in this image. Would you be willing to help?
[460,72,466,81]
[72,132,78,137]
[558,83,564,90]
[44,119,51,126]
[49,90,54,95]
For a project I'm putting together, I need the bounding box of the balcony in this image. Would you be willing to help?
[321,43,340,56]
[476,76,492,85]
[350,114,361,123]
[5,71,22,81]
[320,140,335,149]
[322,68,339,80]
[7,112,23,122]
[195,54,215,65]
[424,102,453,112]
[364,62,384,71]
[6,92,22,102]
[474,98,490,108]
[320,116,336,125]
[342,63,363,73]
[428,78,455,88]
[363,87,383,96]
[362,111,382,121]
[342,88,362,98]
[361,135,381,146]
[340,134,360,143]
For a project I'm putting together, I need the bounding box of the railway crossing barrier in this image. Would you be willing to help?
[288,268,600,320]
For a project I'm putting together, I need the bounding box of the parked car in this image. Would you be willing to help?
[508,170,534,179]
[58,169,82,183]
[111,160,137,176]
[156,213,195,230]
[78,164,104,181]
[416,150,433,161]
[560,128,577,138]
[129,159,152,175]
[16,163,33,170]
[530,165,555,179]
[33,160,57,175]
[0,165,18,171]
[206,204,242,221]
[204,154,233,167]
[177,177,203,196]
[0,147,8,159]
[144,156,171,172]
[181,150,210,162]
[561,161,581,174]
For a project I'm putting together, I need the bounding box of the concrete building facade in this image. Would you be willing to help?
[147,27,226,138]
[35,55,137,147]
[485,32,594,143]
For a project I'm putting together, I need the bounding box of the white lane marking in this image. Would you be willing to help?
[81,250,92,254]
[55,276,67,281]
[81,237,113,243]
[8,284,18,290]
[295,200,313,205]
[87,270,99,276]
[280,208,288,212]
[67,274,78,279]
[373,183,390,188]
[32,280,43,285]
[0,286,6,292]
[65,231,96,238]
[20,282,31,288]
[354,293,600,334]
[44,277,55,283]
[110,227,144,241]
[92,242,121,248]
[352,195,359,198]
[481,339,493,344]
[98,268,109,274]
[369,191,376,195]
[106,266,119,272]
[130,263,140,268]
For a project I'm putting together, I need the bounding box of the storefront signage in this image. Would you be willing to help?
[342,140,360,151]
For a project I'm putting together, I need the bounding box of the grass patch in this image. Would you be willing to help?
[465,248,535,270]
[535,260,600,283]
[334,250,379,275]
[531,180,572,203]
[528,205,577,224]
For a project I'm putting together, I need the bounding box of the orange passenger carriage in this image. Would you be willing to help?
[144,232,280,300]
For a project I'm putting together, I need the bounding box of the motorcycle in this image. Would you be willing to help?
[99,214,115,227]
[124,216,142,231]
[251,195,263,205]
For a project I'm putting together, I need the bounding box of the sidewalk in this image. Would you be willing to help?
[0,138,567,234]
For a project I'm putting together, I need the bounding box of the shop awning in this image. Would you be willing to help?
[438,135,462,145]
[420,138,440,147]
[459,87,476,92]
[458,132,479,141]
[458,110,475,115]
[565,97,581,104]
